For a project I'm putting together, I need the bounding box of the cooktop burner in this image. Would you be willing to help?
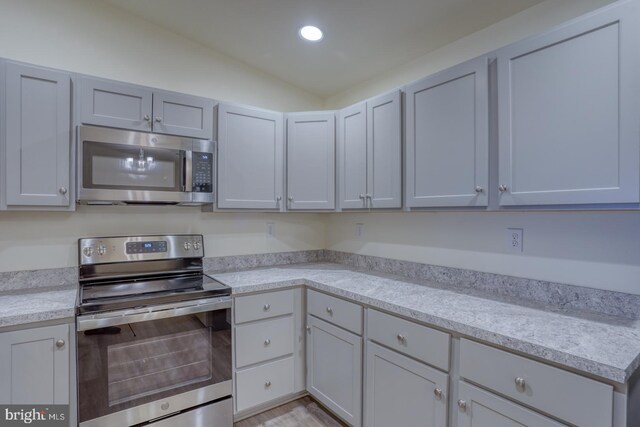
[78,273,230,314]
[77,234,231,315]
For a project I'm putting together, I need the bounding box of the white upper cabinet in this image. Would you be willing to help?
[3,62,72,209]
[80,77,215,139]
[80,78,153,132]
[405,57,489,208]
[338,102,368,209]
[286,112,335,210]
[217,104,284,210]
[338,90,402,210]
[497,1,640,206]
[151,90,215,139]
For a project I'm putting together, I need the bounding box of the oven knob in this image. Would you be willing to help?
[193,241,201,250]
[83,247,94,257]
[97,245,107,256]
[183,242,191,251]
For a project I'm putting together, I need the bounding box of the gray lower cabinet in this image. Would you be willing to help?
[306,314,362,426]
[496,0,640,206]
[79,76,215,138]
[2,62,72,209]
[217,104,284,210]
[456,381,565,427]
[0,324,70,405]
[404,56,488,208]
[286,112,335,210]
[337,90,401,210]
[365,342,448,427]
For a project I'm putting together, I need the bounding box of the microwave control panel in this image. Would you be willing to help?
[192,152,213,193]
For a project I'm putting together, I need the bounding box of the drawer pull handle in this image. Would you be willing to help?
[263,304,271,311]
[161,402,169,411]
[264,338,271,346]
[433,388,443,400]
[457,399,467,411]
[265,381,272,388]
[397,333,407,344]
[56,339,65,348]
[515,377,526,391]
[326,307,333,315]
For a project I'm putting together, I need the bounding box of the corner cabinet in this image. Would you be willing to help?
[79,77,214,139]
[286,112,335,210]
[337,91,402,210]
[405,56,488,208]
[0,324,71,405]
[217,104,284,210]
[496,0,640,206]
[2,62,72,210]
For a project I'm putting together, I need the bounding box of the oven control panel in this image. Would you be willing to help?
[79,235,204,265]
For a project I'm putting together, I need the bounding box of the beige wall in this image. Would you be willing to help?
[0,0,322,111]
[325,212,640,295]
[323,0,640,296]
[0,0,327,273]
[0,207,326,272]
[324,0,615,109]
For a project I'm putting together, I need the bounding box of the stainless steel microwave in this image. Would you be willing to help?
[77,125,214,205]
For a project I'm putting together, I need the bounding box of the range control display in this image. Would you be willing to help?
[192,152,213,193]
[126,241,167,254]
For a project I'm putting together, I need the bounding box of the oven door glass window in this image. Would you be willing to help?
[77,308,231,423]
[83,141,183,191]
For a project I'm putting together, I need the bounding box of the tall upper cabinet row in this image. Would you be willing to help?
[1,0,638,212]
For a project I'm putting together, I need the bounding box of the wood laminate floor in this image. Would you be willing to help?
[234,397,347,427]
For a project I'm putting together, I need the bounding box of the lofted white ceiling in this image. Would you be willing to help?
[101,0,543,98]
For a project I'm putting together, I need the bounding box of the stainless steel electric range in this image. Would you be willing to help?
[75,235,232,427]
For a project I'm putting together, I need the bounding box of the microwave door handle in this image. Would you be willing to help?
[182,150,193,192]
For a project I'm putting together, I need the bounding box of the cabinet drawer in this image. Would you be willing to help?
[235,289,294,324]
[235,356,294,412]
[367,309,450,371]
[235,316,294,368]
[308,290,363,335]
[459,339,613,427]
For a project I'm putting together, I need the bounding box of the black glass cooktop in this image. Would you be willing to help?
[78,273,230,314]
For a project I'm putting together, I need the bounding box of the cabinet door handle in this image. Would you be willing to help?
[58,187,68,195]
[397,333,407,344]
[264,338,271,346]
[475,186,484,193]
[143,114,151,122]
[56,339,65,348]
[306,326,311,333]
[265,380,272,388]
[434,388,443,400]
[326,307,333,315]
[457,399,467,411]
[263,304,270,311]
[154,116,162,123]
[499,184,508,193]
[515,377,526,390]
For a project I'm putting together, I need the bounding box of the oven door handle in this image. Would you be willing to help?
[77,296,231,331]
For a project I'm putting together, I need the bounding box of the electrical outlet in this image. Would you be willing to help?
[266,222,275,238]
[355,223,364,239]
[506,228,523,253]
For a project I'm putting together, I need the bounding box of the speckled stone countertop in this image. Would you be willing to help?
[0,267,78,329]
[0,286,77,328]
[211,263,640,384]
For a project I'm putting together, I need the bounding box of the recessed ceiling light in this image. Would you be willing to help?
[299,25,323,42]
